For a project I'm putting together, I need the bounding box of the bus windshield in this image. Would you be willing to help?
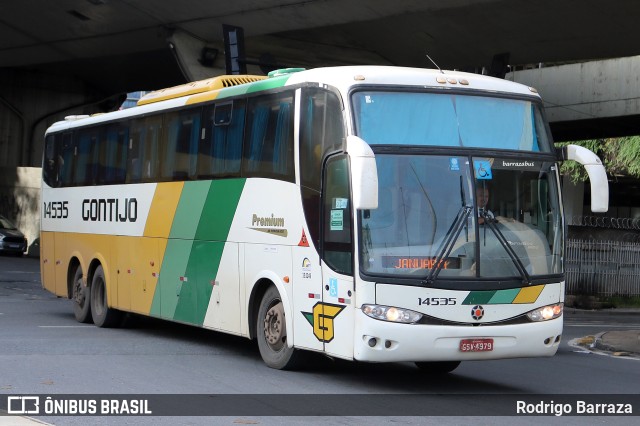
[359,154,563,283]
[352,91,551,152]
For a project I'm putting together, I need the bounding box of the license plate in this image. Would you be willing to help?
[459,338,494,352]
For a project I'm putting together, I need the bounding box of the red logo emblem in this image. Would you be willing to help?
[471,305,484,320]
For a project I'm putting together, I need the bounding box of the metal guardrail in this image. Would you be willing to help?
[569,215,640,230]
[565,239,640,297]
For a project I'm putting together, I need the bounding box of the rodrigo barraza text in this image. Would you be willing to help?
[516,400,632,416]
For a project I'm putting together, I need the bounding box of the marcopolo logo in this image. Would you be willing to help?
[471,305,485,320]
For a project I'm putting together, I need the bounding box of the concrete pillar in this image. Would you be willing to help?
[0,166,40,256]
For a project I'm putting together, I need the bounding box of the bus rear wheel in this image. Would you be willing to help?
[72,266,92,323]
[415,361,461,374]
[90,265,121,328]
[257,285,302,370]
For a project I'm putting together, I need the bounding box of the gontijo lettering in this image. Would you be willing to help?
[82,198,137,222]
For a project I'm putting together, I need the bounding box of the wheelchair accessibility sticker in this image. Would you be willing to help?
[474,160,493,180]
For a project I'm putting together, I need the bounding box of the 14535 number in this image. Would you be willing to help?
[418,297,457,306]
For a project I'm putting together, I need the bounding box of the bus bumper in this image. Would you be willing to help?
[353,310,562,362]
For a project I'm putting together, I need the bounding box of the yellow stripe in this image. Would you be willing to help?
[144,182,184,237]
[512,285,545,304]
[186,90,221,105]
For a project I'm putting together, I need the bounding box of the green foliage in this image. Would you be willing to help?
[606,136,640,177]
[600,295,640,309]
[555,136,640,183]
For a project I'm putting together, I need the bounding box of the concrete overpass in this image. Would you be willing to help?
[508,56,640,142]
[2,0,640,166]
[2,0,640,248]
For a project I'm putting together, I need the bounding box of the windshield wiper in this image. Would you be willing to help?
[422,205,472,285]
[479,210,532,285]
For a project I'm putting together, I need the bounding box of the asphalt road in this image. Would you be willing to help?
[0,255,638,425]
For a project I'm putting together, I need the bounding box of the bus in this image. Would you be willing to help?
[41,66,608,372]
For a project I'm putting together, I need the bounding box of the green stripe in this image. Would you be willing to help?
[462,290,497,305]
[217,85,251,99]
[151,179,246,325]
[151,239,193,319]
[175,179,246,324]
[488,288,521,304]
[173,241,224,325]
[217,75,291,100]
[246,75,291,93]
[169,181,211,239]
[463,288,529,305]
[151,182,210,319]
[195,179,246,241]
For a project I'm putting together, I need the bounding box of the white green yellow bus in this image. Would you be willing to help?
[41,66,608,372]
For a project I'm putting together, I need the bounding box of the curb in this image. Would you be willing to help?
[564,307,640,316]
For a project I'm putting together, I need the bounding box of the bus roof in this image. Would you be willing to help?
[284,66,540,98]
[45,66,540,134]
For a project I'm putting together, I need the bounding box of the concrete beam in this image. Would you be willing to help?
[507,56,640,140]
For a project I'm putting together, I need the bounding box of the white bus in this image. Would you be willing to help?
[41,66,608,372]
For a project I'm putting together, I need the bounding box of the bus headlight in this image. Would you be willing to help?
[362,304,423,324]
[526,303,563,322]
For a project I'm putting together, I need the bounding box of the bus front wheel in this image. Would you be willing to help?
[256,285,302,370]
[90,265,121,328]
[415,361,461,374]
[72,266,92,323]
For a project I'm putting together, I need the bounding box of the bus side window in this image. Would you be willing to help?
[74,127,101,186]
[43,134,62,187]
[104,123,128,184]
[299,87,346,250]
[128,115,162,183]
[322,155,353,275]
[225,102,245,175]
[300,88,345,191]
[144,117,162,181]
[161,108,201,181]
[198,100,245,178]
[243,92,294,182]
[59,133,75,187]
[128,120,144,183]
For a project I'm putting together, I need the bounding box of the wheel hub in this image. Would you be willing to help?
[263,301,286,351]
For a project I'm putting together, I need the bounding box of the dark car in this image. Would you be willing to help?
[0,215,28,256]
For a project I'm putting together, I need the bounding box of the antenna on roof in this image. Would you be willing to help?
[426,54,445,74]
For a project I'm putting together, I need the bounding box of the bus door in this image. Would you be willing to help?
[320,155,355,359]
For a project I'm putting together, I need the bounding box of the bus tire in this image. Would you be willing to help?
[90,265,121,328]
[257,285,302,370]
[415,361,461,374]
[72,266,92,323]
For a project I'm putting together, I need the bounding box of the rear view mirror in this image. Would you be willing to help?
[558,144,609,213]
[346,135,378,210]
